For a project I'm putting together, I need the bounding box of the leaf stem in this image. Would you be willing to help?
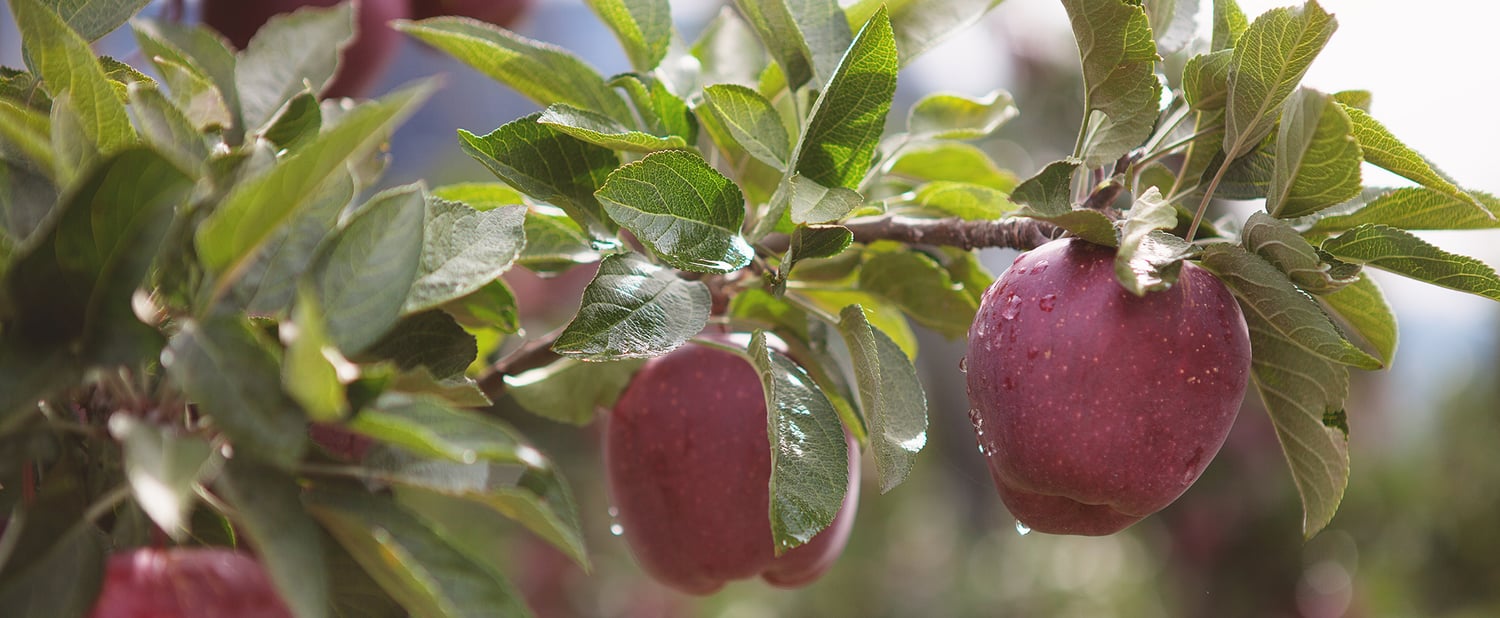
[1186,157,1234,242]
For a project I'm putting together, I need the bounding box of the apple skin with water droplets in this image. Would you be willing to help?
[965,238,1251,536]
[605,338,860,595]
[89,548,293,618]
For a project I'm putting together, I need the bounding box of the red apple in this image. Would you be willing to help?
[965,238,1251,535]
[408,0,532,27]
[606,339,860,594]
[90,548,292,618]
[201,0,408,98]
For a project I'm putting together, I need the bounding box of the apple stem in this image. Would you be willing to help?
[1185,156,1233,242]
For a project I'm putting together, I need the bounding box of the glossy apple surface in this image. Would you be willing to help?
[966,238,1251,536]
[408,0,532,27]
[606,339,860,594]
[90,548,292,618]
[201,0,407,98]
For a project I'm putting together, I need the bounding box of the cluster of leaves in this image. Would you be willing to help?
[0,1,584,615]
[2,0,1498,613]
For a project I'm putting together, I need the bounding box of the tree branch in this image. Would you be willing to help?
[762,215,1061,254]
[476,333,563,401]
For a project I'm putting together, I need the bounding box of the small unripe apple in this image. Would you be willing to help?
[966,238,1251,535]
[201,0,408,98]
[90,548,293,618]
[606,339,860,594]
[408,0,533,27]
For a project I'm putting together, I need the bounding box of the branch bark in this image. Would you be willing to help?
[761,215,1062,254]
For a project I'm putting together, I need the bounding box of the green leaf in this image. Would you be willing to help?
[130,18,242,135]
[164,317,308,467]
[1212,0,1248,51]
[1320,224,1500,301]
[552,253,711,360]
[843,0,1003,67]
[387,368,491,409]
[537,104,687,152]
[692,7,770,87]
[218,457,330,618]
[886,142,1018,191]
[0,97,55,177]
[610,74,697,143]
[732,0,852,89]
[517,209,601,273]
[1266,88,1362,218]
[197,83,432,290]
[262,91,322,151]
[366,446,589,572]
[397,16,632,123]
[595,150,752,273]
[1061,0,1161,168]
[1114,188,1191,295]
[793,7,897,191]
[1183,49,1233,110]
[1242,212,1358,294]
[1,148,189,354]
[1244,309,1350,539]
[1010,159,1078,214]
[701,83,791,169]
[441,278,520,334]
[1011,160,1117,247]
[912,181,1017,220]
[1332,89,1370,112]
[284,288,351,422]
[312,185,426,354]
[458,114,619,238]
[1199,243,1381,370]
[787,225,853,264]
[355,310,477,382]
[44,0,151,41]
[1146,0,1199,55]
[1224,1,1336,159]
[110,414,212,539]
[837,306,925,494]
[906,89,1017,141]
[12,0,134,154]
[395,485,587,579]
[234,3,353,130]
[154,57,234,131]
[125,83,209,177]
[1306,188,1500,235]
[0,521,106,618]
[1318,271,1395,367]
[405,199,526,314]
[505,357,646,425]
[1339,104,1485,215]
[747,330,849,553]
[430,182,525,210]
[788,174,862,224]
[50,92,96,182]
[798,289,917,360]
[349,395,525,464]
[306,485,532,618]
[858,243,978,339]
[583,0,671,72]
[231,171,356,316]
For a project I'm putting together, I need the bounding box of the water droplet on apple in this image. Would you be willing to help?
[1038,293,1057,312]
[610,523,625,536]
[1001,294,1023,319]
[1182,447,1205,484]
[460,449,478,464]
[1031,260,1049,275]
[1015,521,1031,536]
[608,506,619,518]
[958,356,968,373]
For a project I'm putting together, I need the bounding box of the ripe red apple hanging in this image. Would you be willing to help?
[965,238,1251,536]
[605,339,860,594]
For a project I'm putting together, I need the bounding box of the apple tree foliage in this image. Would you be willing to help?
[0,0,1497,615]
